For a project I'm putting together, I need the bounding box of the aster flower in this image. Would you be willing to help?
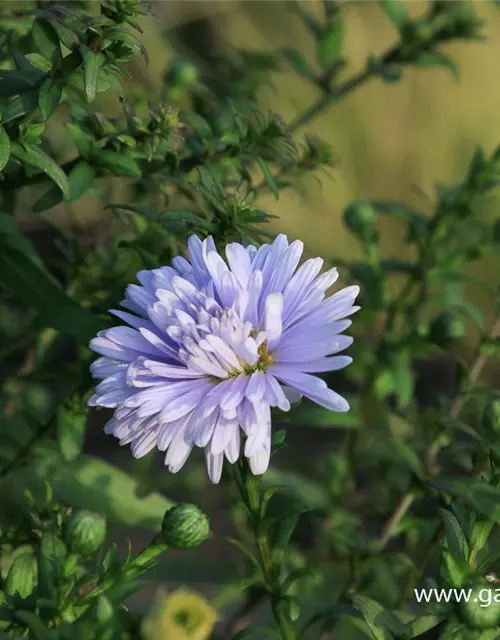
[88,234,360,483]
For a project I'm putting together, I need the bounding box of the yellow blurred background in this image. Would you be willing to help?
[134,0,500,262]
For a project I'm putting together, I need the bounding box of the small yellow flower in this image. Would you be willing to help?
[141,587,217,640]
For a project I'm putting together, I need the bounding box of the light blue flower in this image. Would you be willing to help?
[88,235,360,483]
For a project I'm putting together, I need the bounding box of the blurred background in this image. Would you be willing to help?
[6,0,500,635]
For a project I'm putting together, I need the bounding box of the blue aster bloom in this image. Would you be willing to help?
[88,234,360,483]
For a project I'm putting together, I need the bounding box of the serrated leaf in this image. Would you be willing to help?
[11,142,70,198]
[98,150,141,177]
[32,18,62,64]
[0,125,11,172]
[38,76,63,121]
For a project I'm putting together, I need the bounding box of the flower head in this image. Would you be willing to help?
[88,234,359,483]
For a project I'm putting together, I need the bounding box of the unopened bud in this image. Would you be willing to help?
[160,504,210,549]
[460,583,500,629]
[64,510,107,557]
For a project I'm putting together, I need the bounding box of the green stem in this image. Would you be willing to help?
[233,459,296,640]
[288,67,374,133]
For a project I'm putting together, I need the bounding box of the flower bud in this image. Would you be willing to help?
[460,583,500,628]
[484,400,500,435]
[343,201,376,239]
[160,504,210,549]
[5,553,37,604]
[429,312,465,347]
[63,510,107,557]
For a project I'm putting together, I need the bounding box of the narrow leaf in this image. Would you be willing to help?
[38,77,63,120]
[0,125,11,172]
[81,46,101,103]
[11,142,70,198]
[256,157,279,199]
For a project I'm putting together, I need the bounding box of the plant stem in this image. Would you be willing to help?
[378,315,500,550]
[233,459,296,640]
[288,67,374,133]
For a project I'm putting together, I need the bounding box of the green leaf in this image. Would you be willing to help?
[469,517,494,564]
[379,0,409,29]
[408,616,443,638]
[441,550,469,588]
[2,90,39,124]
[4,553,37,602]
[440,509,469,560]
[352,595,406,640]
[68,161,96,201]
[25,53,52,74]
[0,243,106,341]
[158,209,212,228]
[37,533,66,599]
[415,52,459,82]
[256,156,279,199]
[0,125,11,172]
[10,142,70,198]
[316,23,344,67]
[431,476,500,523]
[390,349,413,409]
[32,18,62,64]
[66,123,95,157]
[14,611,52,640]
[81,46,102,103]
[38,76,63,120]
[282,48,317,81]
[98,150,141,177]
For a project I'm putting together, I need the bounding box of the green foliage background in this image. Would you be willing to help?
[3,1,500,640]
